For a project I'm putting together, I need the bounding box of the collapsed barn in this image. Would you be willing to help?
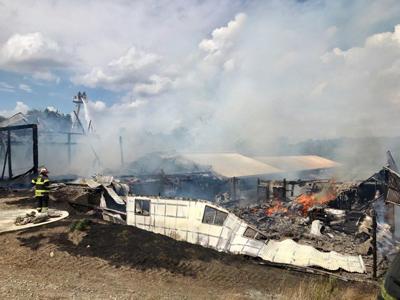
[49,152,399,280]
[1,95,399,282]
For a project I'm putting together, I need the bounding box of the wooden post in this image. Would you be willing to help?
[372,209,377,279]
[32,125,38,175]
[1,146,9,180]
[282,178,287,201]
[7,129,12,179]
[257,178,260,203]
[232,177,238,202]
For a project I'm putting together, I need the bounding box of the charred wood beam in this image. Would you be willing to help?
[7,130,12,179]
[32,124,38,175]
[283,178,287,200]
[1,145,9,180]
[0,124,38,132]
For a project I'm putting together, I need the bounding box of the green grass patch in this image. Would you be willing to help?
[70,219,91,232]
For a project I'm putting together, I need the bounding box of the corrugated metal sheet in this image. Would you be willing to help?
[254,155,340,172]
[181,153,283,178]
[260,239,365,273]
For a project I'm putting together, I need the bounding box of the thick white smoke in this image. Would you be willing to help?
[66,1,400,178]
[4,1,400,177]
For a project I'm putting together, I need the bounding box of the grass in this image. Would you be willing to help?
[280,276,377,300]
[69,219,91,232]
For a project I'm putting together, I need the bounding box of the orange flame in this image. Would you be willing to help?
[266,201,288,216]
[296,188,337,215]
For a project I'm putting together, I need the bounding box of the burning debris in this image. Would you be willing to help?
[43,149,400,280]
[295,184,337,215]
[232,166,400,278]
[50,173,367,275]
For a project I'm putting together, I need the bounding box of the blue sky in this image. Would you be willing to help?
[0,69,121,112]
[1,0,400,143]
[0,0,246,114]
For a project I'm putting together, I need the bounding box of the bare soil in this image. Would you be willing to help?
[0,191,378,299]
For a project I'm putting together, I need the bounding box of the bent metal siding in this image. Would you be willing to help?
[126,196,365,274]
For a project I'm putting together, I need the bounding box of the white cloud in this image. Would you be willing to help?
[0,101,29,117]
[1,32,59,63]
[109,47,159,71]
[322,25,400,67]
[0,81,14,92]
[46,106,57,112]
[18,83,32,93]
[74,11,246,95]
[74,46,162,91]
[0,32,66,79]
[199,13,246,64]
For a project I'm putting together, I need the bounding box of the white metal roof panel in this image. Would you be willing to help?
[254,155,340,172]
[260,239,365,273]
[182,153,283,178]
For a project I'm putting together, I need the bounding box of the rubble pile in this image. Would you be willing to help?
[15,210,63,226]
[233,203,371,256]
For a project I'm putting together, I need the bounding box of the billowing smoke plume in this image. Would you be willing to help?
[68,1,400,178]
[3,1,400,178]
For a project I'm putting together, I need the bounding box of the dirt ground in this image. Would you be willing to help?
[0,191,379,299]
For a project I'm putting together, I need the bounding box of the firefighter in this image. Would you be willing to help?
[378,251,400,300]
[32,167,50,212]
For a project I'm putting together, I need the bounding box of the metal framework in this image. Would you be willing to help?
[0,124,38,181]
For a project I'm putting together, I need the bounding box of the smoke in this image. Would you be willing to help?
[63,1,400,178]
[5,0,400,177]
